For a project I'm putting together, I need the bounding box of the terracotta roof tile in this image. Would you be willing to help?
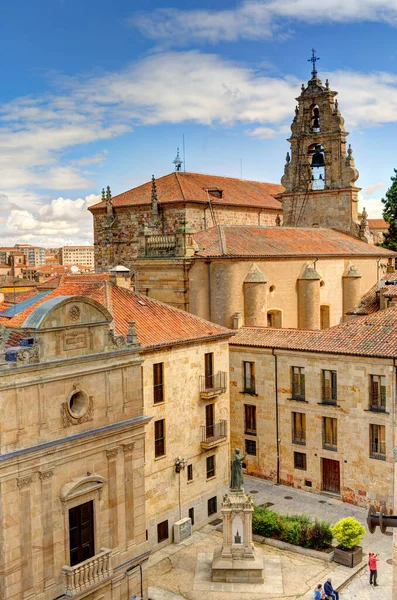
[194,226,396,258]
[368,219,389,228]
[231,307,397,358]
[89,172,283,211]
[1,275,232,349]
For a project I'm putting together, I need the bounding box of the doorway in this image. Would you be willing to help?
[205,404,214,438]
[322,458,340,494]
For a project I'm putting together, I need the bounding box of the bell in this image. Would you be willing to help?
[313,117,320,129]
[311,145,325,167]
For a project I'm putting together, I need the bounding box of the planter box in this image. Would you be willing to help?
[253,534,334,562]
[333,546,363,568]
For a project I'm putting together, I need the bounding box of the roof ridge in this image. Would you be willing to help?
[174,171,186,200]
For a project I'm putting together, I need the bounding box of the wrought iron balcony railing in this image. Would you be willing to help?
[201,420,227,449]
[199,371,227,399]
[370,442,386,460]
[292,429,306,445]
[369,394,386,412]
[322,433,337,452]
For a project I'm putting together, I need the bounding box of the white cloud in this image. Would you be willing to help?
[130,0,397,45]
[0,193,99,247]
[363,182,386,196]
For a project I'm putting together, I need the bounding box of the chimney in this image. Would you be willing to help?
[233,312,243,329]
[109,265,131,291]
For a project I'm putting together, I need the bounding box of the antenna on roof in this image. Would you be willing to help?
[173,147,183,172]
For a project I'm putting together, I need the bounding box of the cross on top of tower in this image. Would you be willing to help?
[308,48,320,79]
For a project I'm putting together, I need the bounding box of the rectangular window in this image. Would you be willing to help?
[188,507,195,526]
[245,439,257,455]
[294,452,307,470]
[243,361,255,394]
[157,520,169,543]
[206,455,215,479]
[244,404,257,435]
[205,353,214,388]
[370,375,386,411]
[69,501,95,567]
[292,412,306,445]
[154,419,165,458]
[292,366,305,400]
[322,417,337,451]
[322,370,337,403]
[153,363,164,404]
[187,464,193,482]
[370,424,386,460]
[208,496,217,516]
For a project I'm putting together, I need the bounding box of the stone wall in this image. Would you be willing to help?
[142,339,231,551]
[230,346,394,509]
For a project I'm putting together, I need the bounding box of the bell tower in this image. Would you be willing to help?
[280,50,360,235]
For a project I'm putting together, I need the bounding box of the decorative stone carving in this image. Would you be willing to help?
[106,448,119,459]
[61,396,93,427]
[17,475,34,488]
[39,469,55,480]
[108,329,127,349]
[16,344,39,365]
[123,443,135,454]
[68,305,81,322]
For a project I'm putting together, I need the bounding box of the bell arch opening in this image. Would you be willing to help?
[309,143,325,190]
[311,104,320,133]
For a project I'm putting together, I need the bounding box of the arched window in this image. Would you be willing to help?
[311,104,320,132]
[308,143,325,190]
[320,305,330,329]
[267,310,282,328]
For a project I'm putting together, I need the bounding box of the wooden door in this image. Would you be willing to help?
[205,353,214,388]
[322,458,340,494]
[69,500,95,566]
[206,404,214,438]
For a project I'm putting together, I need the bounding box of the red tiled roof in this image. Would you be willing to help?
[1,275,232,349]
[231,307,397,358]
[368,219,389,229]
[346,272,397,316]
[194,226,395,257]
[89,172,283,211]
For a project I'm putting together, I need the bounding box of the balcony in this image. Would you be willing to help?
[201,420,227,450]
[292,429,306,445]
[200,371,227,399]
[370,442,386,461]
[62,548,112,597]
[322,434,337,452]
[369,394,386,412]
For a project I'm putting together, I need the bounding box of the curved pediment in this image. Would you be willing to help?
[60,474,107,502]
[23,296,112,329]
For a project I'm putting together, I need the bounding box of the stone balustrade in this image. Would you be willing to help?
[62,547,112,596]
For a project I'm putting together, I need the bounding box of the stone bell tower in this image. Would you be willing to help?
[280,50,360,236]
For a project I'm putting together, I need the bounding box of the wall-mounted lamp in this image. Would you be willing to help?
[175,457,188,473]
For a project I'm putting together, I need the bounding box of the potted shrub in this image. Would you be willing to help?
[331,517,366,567]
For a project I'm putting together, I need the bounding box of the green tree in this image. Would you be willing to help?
[381,169,397,251]
[331,517,365,550]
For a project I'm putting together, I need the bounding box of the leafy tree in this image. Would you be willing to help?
[331,517,365,550]
[381,169,397,251]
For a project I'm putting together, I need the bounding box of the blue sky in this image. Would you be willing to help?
[2,0,397,245]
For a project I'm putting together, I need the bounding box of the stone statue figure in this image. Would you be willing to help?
[230,448,247,491]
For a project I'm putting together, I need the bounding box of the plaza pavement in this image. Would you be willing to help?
[148,475,393,600]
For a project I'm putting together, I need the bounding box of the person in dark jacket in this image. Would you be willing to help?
[324,578,339,600]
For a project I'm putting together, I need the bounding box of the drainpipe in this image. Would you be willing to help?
[258,208,264,226]
[207,260,212,321]
[272,348,280,485]
[204,206,208,230]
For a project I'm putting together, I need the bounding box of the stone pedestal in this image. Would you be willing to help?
[211,491,264,583]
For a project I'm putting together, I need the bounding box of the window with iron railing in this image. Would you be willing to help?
[243,361,256,394]
[292,366,305,400]
[370,424,386,460]
[322,370,337,404]
[294,451,307,470]
[154,419,165,458]
[153,362,164,404]
[370,375,386,411]
[245,439,257,456]
[292,411,306,445]
[206,455,215,479]
[322,417,337,451]
[244,404,257,435]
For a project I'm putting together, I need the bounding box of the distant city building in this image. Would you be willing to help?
[15,244,45,266]
[61,245,95,268]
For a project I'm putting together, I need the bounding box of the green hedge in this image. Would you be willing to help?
[253,505,333,550]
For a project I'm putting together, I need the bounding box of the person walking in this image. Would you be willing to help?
[368,552,379,586]
[324,577,339,600]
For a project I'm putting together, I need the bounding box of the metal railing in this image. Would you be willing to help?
[62,548,112,596]
[200,371,227,394]
[292,429,306,445]
[322,433,337,451]
[370,442,386,460]
[201,420,227,444]
[370,394,386,412]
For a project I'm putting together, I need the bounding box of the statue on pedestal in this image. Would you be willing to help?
[230,448,247,492]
